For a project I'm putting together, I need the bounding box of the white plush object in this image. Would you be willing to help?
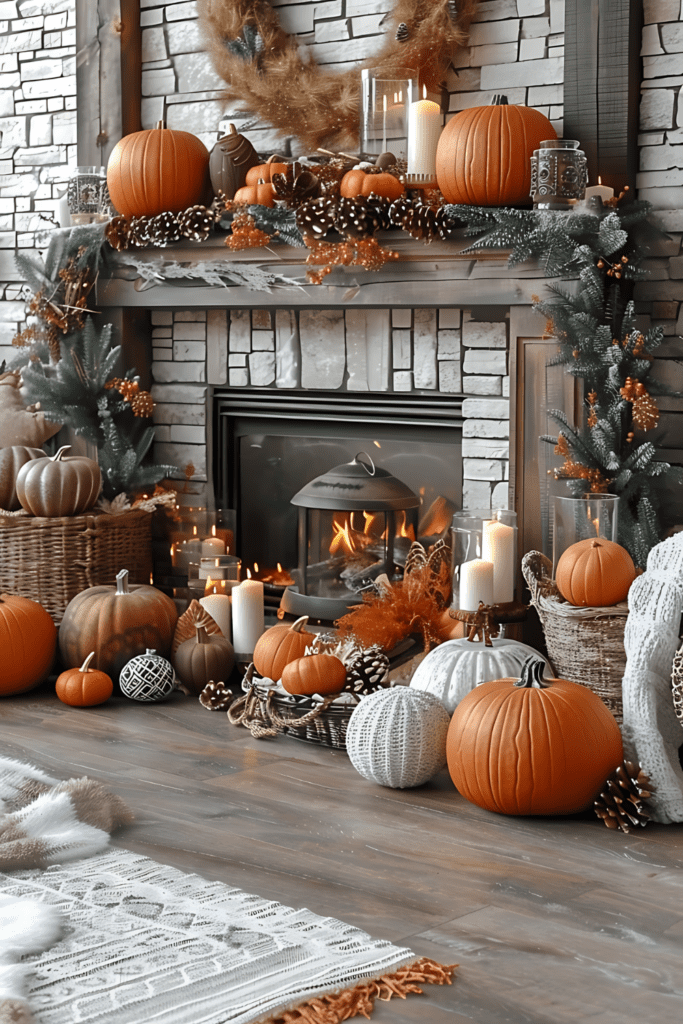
[346,687,450,788]
[621,532,683,823]
[409,636,551,714]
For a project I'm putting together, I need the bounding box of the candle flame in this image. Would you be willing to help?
[383,94,387,111]
[423,84,427,99]
[246,567,252,579]
[211,524,217,537]
[205,576,216,595]
[170,545,174,556]
[149,573,153,585]
[330,516,358,556]
[254,562,259,573]
[373,440,381,448]
[192,525,198,536]
[277,562,282,572]
[598,176,602,184]
[215,557,220,566]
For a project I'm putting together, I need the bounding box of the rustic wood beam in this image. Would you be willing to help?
[564,0,643,193]
[119,0,142,136]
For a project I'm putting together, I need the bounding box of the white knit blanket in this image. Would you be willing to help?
[622,532,683,823]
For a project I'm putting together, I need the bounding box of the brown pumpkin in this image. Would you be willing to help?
[58,569,178,679]
[106,120,210,218]
[340,169,404,201]
[55,651,113,707]
[233,178,276,207]
[209,123,260,200]
[435,95,556,206]
[0,370,61,448]
[16,445,101,517]
[555,537,637,607]
[0,593,57,696]
[281,653,347,697]
[245,155,289,185]
[0,446,44,510]
[173,624,235,694]
[253,615,315,681]
[447,657,623,816]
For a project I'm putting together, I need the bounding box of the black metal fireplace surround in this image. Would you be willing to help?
[213,389,463,575]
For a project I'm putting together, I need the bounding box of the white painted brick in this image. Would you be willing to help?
[142,67,176,96]
[463,458,505,481]
[165,1,197,21]
[152,310,173,325]
[166,99,223,133]
[637,168,683,189]
[549,0,564,32]
[517,0,546,14]
[22,74,76,98]
[141,96,165,128]
[174,341,205,361]
[641,24,664,57]
[640,144,683,171]
[528,83,562,105]
[51,109,75,144]
[309,36,381,64]
[469,20,520,46]
[170,424,205,444]
[152,346,170,361]
[462,438,510,459]
[481,55,563,90]
[0,3,18,17]
[299,310,345,389]
[463,375,502,395]
[392,329,411,369]
[228,353,247,367]
[462,398,510,419]
[413,308,437,389]
[351,14,383,36]
[166,20,202,55]
[154,441,206,480]
[519,36,546,60]
[643,54,683,79]
[175,311,206,321]
[151,383,207,404]
[142,26,168,63]
[437,329,461,359]
[174,322,206,341]
[229,368,248,387]
[229,309,251,352]
[462,320,507,348]
[141,9,163,26]
[314,1,343,18]
[249,350,276,386]
[393,370,412,391]
[392,308,411,327]
[20,58,61,80]
[643,0,678,22]
[0,70,19,88]
[445,66,482,92]
[463,418,510,438]
[640,90,675,131]
[492,481,510,508]
[502,376,510,398]
[521,16,550,38]
[206,308,227,386]
[44,11,67,30]
[45,98,62,112]
[14,144,66,164]
[153,424,171,443]
[28,112,51,145]
[252,330,274,351]
[15,99,44,113]
[449,88,526,112]
[662,24,683,55]
[463,480,493,508]
[344,0,392,15]
[0,115,27,147]
[438,361,461,393]
[438,308,461,329]
[0,54,17,71]
[0,29,41,53]
[153,361,206,383]
[174,51,222,93]
[470,42,519,67]
[275,309,299,389]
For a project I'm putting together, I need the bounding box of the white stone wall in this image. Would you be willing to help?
[0,0,76,366]
[151,306,510,509]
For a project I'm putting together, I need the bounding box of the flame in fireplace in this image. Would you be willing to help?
[330,516,358,556]
[397,511,416,541]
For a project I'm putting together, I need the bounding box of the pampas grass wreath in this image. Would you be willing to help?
[197,0,479,152]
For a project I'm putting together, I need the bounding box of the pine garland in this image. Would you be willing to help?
[446,199,682,567]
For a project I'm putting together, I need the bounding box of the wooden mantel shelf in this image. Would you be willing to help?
[97,232,568,310]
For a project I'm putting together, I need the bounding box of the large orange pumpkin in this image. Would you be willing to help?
[58,569,178,679]
[435,95,556,206]
[447,657,623,816]
[55,652,113,707]
[555,537,636,607]
[253,615,315,681]
[107,121,210,218]
[0,593,57,696]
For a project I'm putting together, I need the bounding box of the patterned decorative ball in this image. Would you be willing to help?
[119,648,175,702]
[345,687,451,789]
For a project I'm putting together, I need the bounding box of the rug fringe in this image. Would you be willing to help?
[264,958,458,1024]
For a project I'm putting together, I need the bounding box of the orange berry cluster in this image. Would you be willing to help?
[225,212,271,251]
[304,236,399,284]
[105,377,155,417]
[553,433,610,493]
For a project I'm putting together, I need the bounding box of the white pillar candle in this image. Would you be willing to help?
[232,579,264,657]
[482,520,515,604]
[199,594,232,642]
[201,535,226,557]
[407,88,441,177]
[585,183,614,202]
[459,559,494,612]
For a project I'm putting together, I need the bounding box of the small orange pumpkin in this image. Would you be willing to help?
[555,537,636,607]
[340,169,404,201]
[281,653,347,696]
[245,156,289,185]
[253,615,315,681]
[447,657,623,816]
[0,593,57,696]
[233,178,276,207]
[56,652,113,707]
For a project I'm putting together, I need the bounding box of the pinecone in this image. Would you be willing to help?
[128,215,152,248]
[594,761,656,833]
[402,204,442,242]
[335,196,372,239]
[178,204,213,242]
[309,161,347,197]
[345,647,390,694]
[672,649,683,725]
[632,393,659,431]
[148,211,181,247]
[199,680,234,711]
[105,215,131,251]
[365,193,392,231]
[388,195,413,228]
[271,164,320,207]
[296,197,338,240]
[447,0,459,23]
[396,22,409,42]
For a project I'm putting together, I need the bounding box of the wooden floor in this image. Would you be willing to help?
[3,682,683,1024]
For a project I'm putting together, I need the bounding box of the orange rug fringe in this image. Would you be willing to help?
[264,958,458,1024]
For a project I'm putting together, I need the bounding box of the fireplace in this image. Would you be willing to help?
[213,389,462,616]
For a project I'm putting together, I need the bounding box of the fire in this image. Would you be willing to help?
[330,516,358,556]
[397,511,415,541]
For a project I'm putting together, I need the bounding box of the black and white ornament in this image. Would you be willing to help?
[119,648,176,702]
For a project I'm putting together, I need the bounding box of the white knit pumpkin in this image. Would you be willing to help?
[345,687,450,789]
[409,636,550,714]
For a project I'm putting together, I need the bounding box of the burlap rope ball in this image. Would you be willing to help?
[345,687,451,789]
[119,649,176,702]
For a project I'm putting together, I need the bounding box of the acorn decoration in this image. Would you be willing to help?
[209,123,260,200]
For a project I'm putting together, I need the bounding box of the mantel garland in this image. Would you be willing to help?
[196,0,479,152]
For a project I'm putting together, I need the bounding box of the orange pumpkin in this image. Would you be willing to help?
[173,624,235,694]
[245,156,289,185]
[340,169,404,201]
[55,651,113,707]
[556,537,636,607]
[435,95,556,206]
[16,445,101,517]
[447,657,623,816]
[253,615,315,681]
[281,653,347,696]
[107,120,210,218]
[0,445,44,510]
[233,179,276,207]
[0,593,57,696]
[58,569,178,679]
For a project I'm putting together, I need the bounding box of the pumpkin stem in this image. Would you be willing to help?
[79,651,96,673]
[291,615,310,634]
[227,123,237,135]
[514,656,550,689]
[51,445,71,462]
[491,94,508,105]
[116,569,130,594]
[155,120,167,130]
[195,625,209,644]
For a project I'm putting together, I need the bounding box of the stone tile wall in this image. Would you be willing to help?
[151,307,510,510]
[0,0,76,366]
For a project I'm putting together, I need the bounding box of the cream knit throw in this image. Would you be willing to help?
[621,532,683,823]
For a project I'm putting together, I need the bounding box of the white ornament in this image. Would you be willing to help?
[120,648,176,702]
[346,687,450,789]
[409,636,550,714]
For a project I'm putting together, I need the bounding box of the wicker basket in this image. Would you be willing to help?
[251,679,357,750]
[0,508,153,625]
[522,551,629,724]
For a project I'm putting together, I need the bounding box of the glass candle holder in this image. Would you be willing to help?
[529,140,588,210]
[169,507,207,576]
[451,509,518,611]
[198,555,241,581]
[360,67,417,160]
[552,494,619,574]
[67,166,108,224]
[208,508,236,555]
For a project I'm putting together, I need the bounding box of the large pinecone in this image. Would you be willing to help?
[594,761,656,833]
[396,22,409,42]
[199,680,234,711]
[345,647,390,694]
[178,204,213,242]
[128,215,152,248]
[148,211,181,246]
[105,215,131,251]
[296,196,338,239]
[365,193,392,231]
[334,196,372,239]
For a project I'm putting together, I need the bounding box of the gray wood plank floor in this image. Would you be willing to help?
[2,684,683,1023]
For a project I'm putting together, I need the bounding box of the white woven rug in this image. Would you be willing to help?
[1,848,416,1024]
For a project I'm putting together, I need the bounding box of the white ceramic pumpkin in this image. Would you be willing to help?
[409,636,551,715]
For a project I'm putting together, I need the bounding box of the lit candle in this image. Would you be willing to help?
[201,525,226,557]
[585,177,614,203]
[407,85,441,178]
[459,559,494,612]
[232,576,264,658]
[172,535,202,573]
[199,593,232,642]
[482,520,515,604]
